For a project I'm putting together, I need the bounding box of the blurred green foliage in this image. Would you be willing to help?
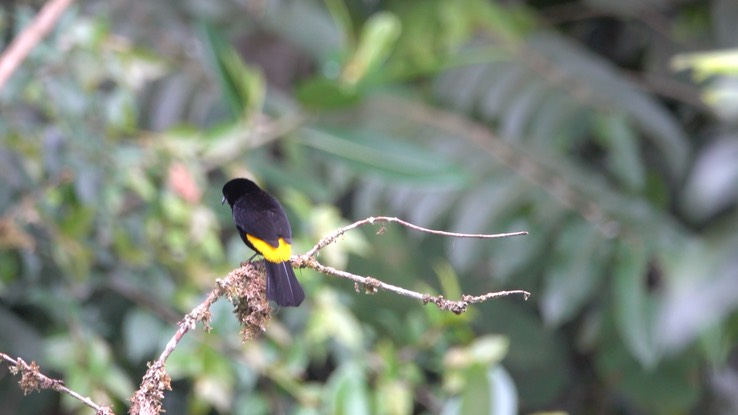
[2,0,738,414]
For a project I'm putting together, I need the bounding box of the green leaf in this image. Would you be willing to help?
[460,365,491,415]
[376,379,413,415]
[123,309,165,363]
[540,219,605,327]
[698,323,731,367]
[680,138,738,221]
[595,112,646,192]
[301,128,468,186]
[306,290,364,351]
[444,335,509,370]
[327,363,370,415]
[701,78,738,120]
[445,366,518,415]
[434,261,463,300]
[199,23,265,119]
[468,336,509,366]
[530,33,690,179]
[296,77,360,110]
[488,367,518,415]
[478,300,570,407]
[612,240,660,368]
[654,238,738,354]
[671,49,738,79]
[341,12,402,86]
[596,340,701,414]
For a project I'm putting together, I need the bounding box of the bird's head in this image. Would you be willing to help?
[221,178,260,207]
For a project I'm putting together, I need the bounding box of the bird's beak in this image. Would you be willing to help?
[221,196,226,205]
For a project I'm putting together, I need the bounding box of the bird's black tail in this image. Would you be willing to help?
[265,260,305,307]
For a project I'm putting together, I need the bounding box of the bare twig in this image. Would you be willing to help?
[0,0,76,90]
[294,255,529,315]
[0,352,114,415]
[297,216,530,313]
[463,291,531,303]
[303,216,528,258]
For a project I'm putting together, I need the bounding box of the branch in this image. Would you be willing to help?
[127,217,528,412]
[129,262,269,415]
[297,216,530,314]
[0,0,76,90]
[303,216,528,258]
[0,352,113,415]
[17,215,526,414]
[4,217,529,413]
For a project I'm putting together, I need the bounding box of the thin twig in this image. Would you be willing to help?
[0,0,76,90]
[463,291,531,303]
[293,255,530,315]
[298,216,530,313]
[304,216,528,258]
[0,352,113,415]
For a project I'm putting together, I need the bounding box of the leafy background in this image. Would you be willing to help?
[2,0,738,413]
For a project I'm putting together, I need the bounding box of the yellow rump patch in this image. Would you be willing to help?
[246,234,292,262]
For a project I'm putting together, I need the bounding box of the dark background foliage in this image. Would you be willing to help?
[2,0,738,413]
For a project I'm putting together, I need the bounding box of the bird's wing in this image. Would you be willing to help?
[232,193,292,247]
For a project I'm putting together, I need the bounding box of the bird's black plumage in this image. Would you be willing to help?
[222,178,305,307]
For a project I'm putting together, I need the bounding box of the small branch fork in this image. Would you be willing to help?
[297,216,530,315]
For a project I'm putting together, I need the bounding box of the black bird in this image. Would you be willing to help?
[222,178,305,307]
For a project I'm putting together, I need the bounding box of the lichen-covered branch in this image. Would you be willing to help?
[0,352,114,415]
